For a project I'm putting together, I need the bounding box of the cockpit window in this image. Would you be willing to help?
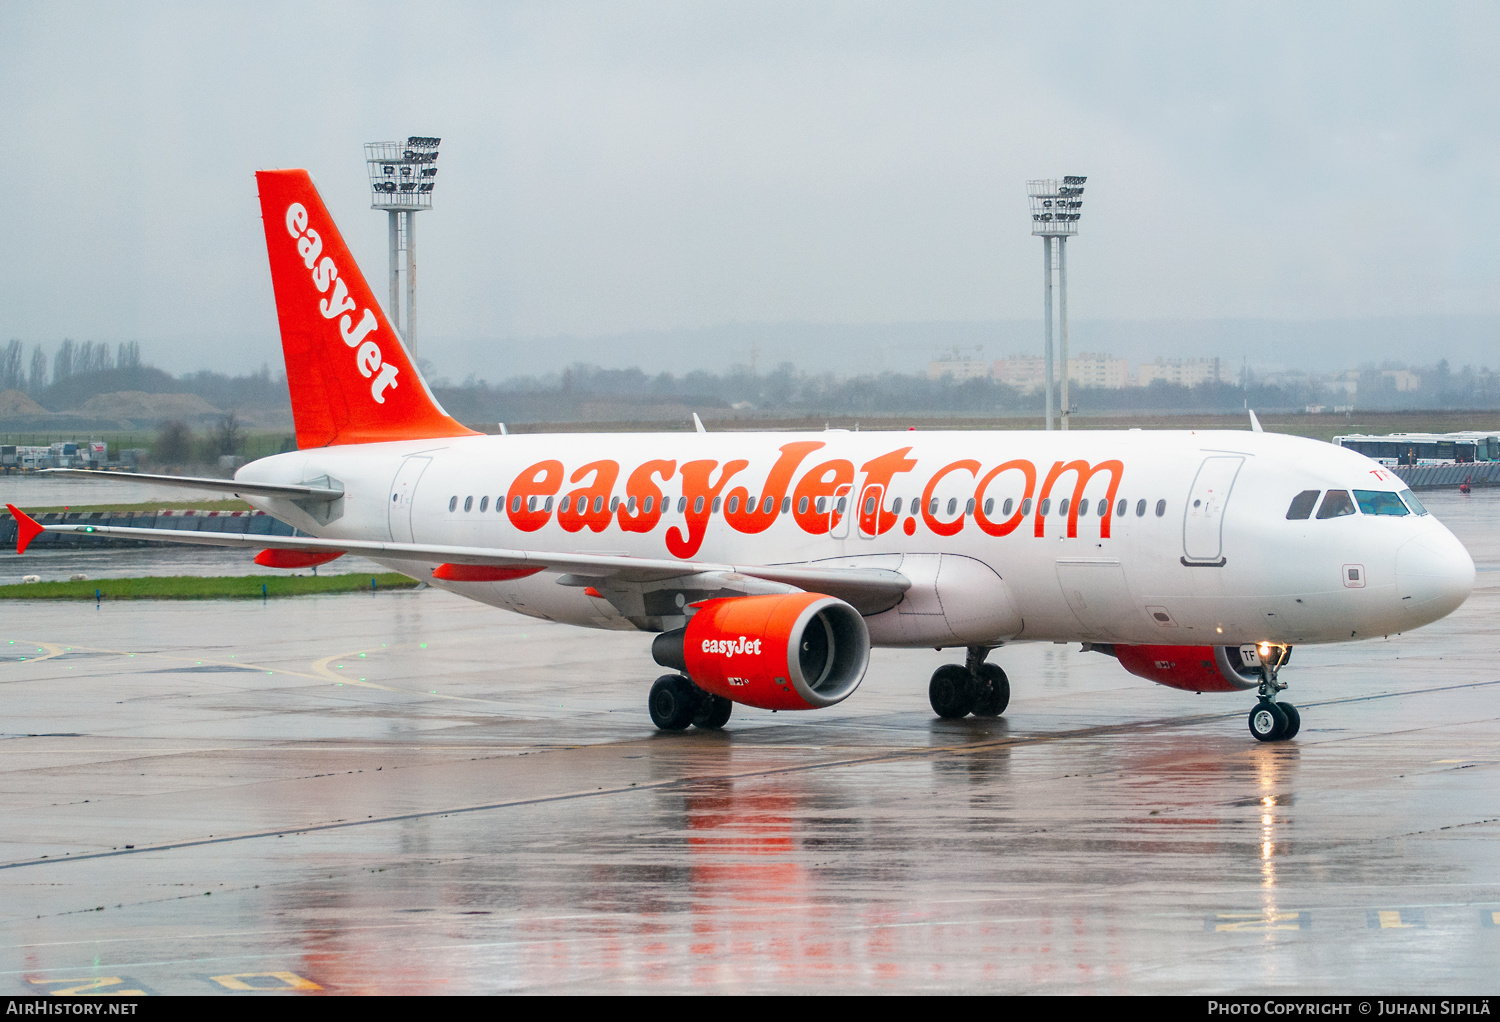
[1286,490,1320,520]
[1316,489,1356,519]
[1400,489,1428,516]
[1354,490,1410,516]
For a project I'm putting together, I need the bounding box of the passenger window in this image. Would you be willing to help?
[479,496,489,513]
[1285,490,1320,520]
[929,498,939,515]
[610,496,619,512]
[511,496,522,513]
[643,495,654,513]
[764,496,776,514]
[1003,498,1014,515]
[965,498,976,515]
[449,496,458,512]
[1399,489,1428,516]
[1135,499,1146,517]
[1115,499,1126,517]
[694,496,706,514]
[544,496,553,513]
[1059,498,1069,516]
[781,497,791,514]
[1154,499,1166,517]
[945,498,956,515]
[1098,498,1108,517]
[983,498,993,515]
[594,495,605,513]
[728,496,740,514]
[1316,490,1356,519]
[892,497,903,515]
[1022,498,1033,515]
[713,497,722,513]
[1038,498,1051,516]
[463,496,473,512]
[677,497,687,513]
[799,496,810,514]
[1354,490,1409,516]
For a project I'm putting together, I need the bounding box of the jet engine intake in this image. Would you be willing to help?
[652,593,870,710]
[1107,643,1288,693]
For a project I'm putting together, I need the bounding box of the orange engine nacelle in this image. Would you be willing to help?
[1110,643,1284,693]
[652,593,870,711]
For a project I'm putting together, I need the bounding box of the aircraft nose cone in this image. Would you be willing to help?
[1396,528,1474,622]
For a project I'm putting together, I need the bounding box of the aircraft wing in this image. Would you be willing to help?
[39,468,343,502]
[8,506,910,610]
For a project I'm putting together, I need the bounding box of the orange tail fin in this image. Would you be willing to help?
[255,169,480,448]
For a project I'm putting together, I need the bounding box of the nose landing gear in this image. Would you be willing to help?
[928,646,1010,719]
[1247,646,1299,742]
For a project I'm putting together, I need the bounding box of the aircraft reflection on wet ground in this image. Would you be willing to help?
[1,489,1498,993]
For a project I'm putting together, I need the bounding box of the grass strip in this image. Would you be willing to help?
[0,573,420,600]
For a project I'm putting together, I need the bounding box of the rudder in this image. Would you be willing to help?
[255,169,479,448]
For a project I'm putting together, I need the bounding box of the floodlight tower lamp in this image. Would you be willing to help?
[1026,175,1086,430]
[366,136,441,357]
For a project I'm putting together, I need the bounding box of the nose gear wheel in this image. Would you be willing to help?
[972,662,1010,717]
[928,664,976,718]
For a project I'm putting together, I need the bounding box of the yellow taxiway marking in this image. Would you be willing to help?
[1212,911,1306,932]
[29,976,147,996]
[7,637,516,708]
[209,971,321,991]
[1376,910,1418,929]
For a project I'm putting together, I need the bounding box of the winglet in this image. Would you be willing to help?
[1248,409,1264,433]
[693,413,707,433]
[6,504,45,554]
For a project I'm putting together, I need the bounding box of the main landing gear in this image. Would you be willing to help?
[928,646,1010,719]
[1247,646,1300,743]
[648,674,733,732]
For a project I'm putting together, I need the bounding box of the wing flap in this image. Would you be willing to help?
[40,468,343,502]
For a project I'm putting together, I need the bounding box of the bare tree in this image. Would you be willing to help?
[154,420,195,465]
[52,338,75,384]
[211,412,244,457]
[1,340,22,392]
[117,341,141,370]
[28,346,47,393]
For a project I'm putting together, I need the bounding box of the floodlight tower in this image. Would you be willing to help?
[366,136,441,356]
[1027,175,1086,430]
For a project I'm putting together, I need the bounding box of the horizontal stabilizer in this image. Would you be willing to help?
[5,504,45,554]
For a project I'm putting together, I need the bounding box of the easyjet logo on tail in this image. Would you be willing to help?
[284,202,399,404]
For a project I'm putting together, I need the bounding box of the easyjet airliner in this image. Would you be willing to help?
[8,170,1475,741]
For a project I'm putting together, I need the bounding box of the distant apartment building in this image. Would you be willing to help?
[1383,369,1421,392]
[991,355,1046,391]
[1067,352,1131,390]
[1137,357,1221,388]
[994,352,1134,391]
[926,355,993,382]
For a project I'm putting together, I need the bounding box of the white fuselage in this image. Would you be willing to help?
[237,429,1474,650]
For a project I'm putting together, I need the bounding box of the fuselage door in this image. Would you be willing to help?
[388,455,432,543]
[1182,455,1244,565]
[829,482,855,539]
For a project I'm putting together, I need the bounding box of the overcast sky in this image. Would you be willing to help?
[2,1,1497,374]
